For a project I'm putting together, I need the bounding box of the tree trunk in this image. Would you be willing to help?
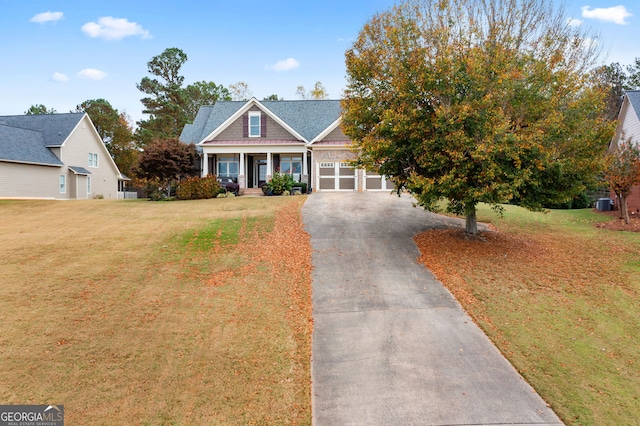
[618,194,624,220]
[622,195,630,225]
[465,207,478,235]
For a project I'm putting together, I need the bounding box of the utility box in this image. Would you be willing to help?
[596,198,612,211]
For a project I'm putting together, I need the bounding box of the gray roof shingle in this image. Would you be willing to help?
[180,100,342,144]
[626,90,640,116]
[0,113,84,166]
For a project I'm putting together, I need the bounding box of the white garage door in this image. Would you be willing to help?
[317,162,356,191]
[363,170,396,191]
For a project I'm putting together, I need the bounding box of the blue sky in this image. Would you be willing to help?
[0,1,637,125]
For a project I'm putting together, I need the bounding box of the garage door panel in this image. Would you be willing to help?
[316,161,356,191]
[319,179,336,190]
[366,177,382,190]
[339,178,355,190]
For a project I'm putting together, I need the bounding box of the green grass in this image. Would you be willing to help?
[456,205,640,424]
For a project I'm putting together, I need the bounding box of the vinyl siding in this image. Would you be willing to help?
[620,102,640,146]
[323,126,351,142]
[0,162,62,199]
[60,116,119,199]
[214,107,300,142]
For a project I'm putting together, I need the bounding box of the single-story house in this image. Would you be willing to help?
[0,113,128,200]
[179,98,395,192]
[610,90,640,212]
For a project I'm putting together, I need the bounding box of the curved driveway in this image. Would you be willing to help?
[302,192,562,426]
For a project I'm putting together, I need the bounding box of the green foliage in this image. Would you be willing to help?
[176,176,221,200]
[342,0,612,234]
[267,172,295,194]
[136,48,230,145]
[25,104,56,115]
[183,81,232,120]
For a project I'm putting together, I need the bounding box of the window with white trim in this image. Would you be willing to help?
[88,152,98,168]
[217,156,239,178]
[248,112,261,137]
[87,176,91,195]
[59,175,66,194]
[280,156,302,179]
[319,162,335,168]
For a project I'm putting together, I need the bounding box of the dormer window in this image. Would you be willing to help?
[248,112,261,137]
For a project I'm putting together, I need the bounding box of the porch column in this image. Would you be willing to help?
[266,152,272,181]
[302,150,309,186]
[202,153,209,177]
[238,153,246,189]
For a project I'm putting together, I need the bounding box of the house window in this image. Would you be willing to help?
[87,176,91,195]
[217,156,239,178]
[88,152,99,168]
[280,156,302,180]
[59,175,66,193]
[248,112,261,137]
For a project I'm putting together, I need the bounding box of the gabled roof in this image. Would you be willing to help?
[0,124,64,166]
[180,98,342,145]
[625,90,640,117]
[0,113,84,147]
[0,113,86,166]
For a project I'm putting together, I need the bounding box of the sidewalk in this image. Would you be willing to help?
[302,192,563,426]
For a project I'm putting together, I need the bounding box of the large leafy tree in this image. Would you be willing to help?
[183,81,231,119]
[74,99,138,176]
[605,137,640,224]
[136,48,229,145]
[136,48,189,145]
[133,138,199,191]
[342,0,612,234]
[592,63,629,121]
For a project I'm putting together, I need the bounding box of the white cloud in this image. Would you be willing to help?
[265,58,300,72]
[567,17,583,27]
[81,16,151,40]
[77,68,108,80]
[581,5,632,25]
[30,11,64,24]
[52,72,69,82]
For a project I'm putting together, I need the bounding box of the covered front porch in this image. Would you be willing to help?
[201,144,310,190]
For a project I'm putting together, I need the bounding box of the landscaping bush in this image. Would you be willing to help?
[176,176,221,200]
[267,172,295,195]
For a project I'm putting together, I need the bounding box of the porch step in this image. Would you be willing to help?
[241,188,264,196]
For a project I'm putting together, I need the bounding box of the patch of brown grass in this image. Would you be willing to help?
[0,197,312,425]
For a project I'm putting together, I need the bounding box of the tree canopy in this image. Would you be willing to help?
[229,81,253,101]
[25,104,56,115]
[342,0,613,234]
[133,138,199,187]
[136,48,231,145]
[296,82,329,100]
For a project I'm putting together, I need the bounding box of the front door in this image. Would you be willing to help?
[254,160,267,187]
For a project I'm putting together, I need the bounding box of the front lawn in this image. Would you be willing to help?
[0,197,312,425]
[415,205,640,425]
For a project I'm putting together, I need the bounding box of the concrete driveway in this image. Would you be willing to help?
[302,192,562,426]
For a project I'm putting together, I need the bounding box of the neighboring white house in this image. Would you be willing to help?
[179,98,395,192]
[0,113,127,200]
[610,90,640,212]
